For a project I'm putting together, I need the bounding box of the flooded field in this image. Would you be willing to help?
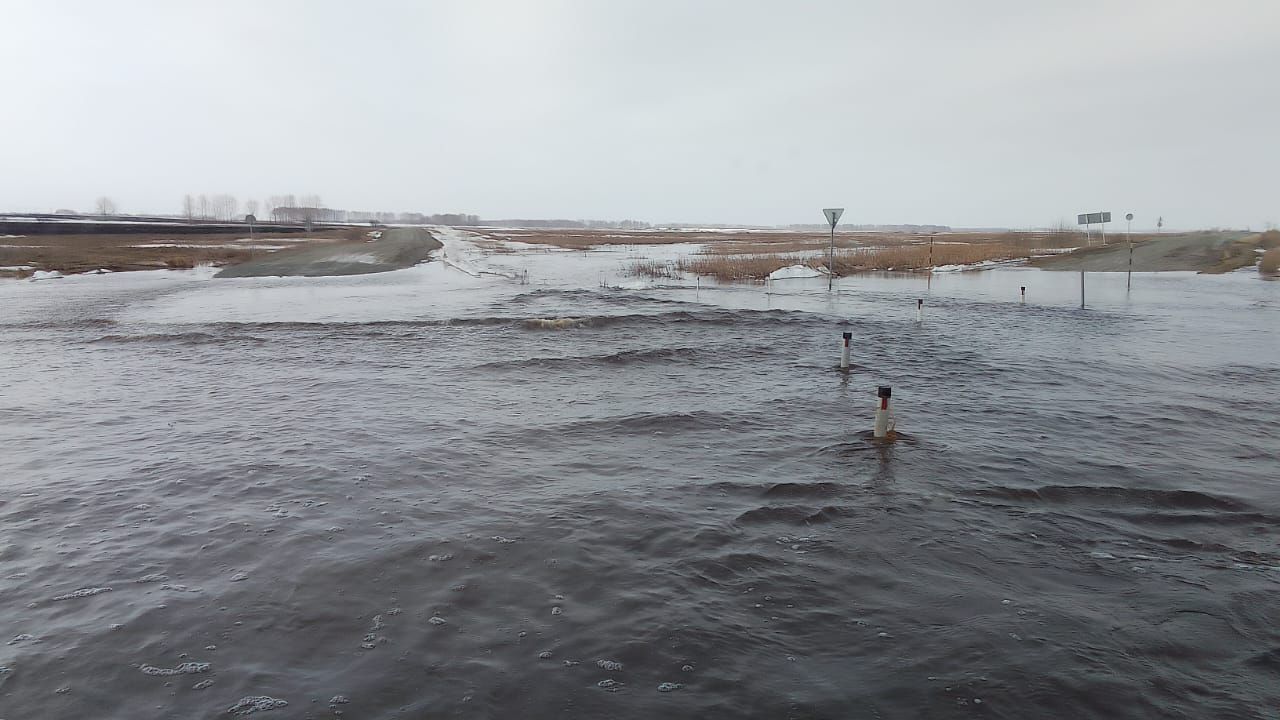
[1,241,1278,719]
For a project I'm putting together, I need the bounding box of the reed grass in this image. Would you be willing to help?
[1260,247,1280,273]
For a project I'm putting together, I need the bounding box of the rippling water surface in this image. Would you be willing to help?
[1,258,1278,719]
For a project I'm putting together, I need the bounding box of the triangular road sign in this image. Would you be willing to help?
[823,208,844,229]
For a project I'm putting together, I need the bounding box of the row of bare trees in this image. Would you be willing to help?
[180,194,328,222]
[175,194,486,228]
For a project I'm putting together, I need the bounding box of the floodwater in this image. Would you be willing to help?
[1,247,1278,719]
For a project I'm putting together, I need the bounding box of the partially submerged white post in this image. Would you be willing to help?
[1020,285,1026,303]
[874,386,892,438]
[915,299,924,323]
[1080,269,1086,309]
[840,331,851,369]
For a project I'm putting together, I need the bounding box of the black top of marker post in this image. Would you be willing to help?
[842,331,852,340]
[877,386,892,399]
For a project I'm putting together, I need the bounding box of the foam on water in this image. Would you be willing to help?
[228,696,288,714]
[50,587,111,601]
[139,662,210,676]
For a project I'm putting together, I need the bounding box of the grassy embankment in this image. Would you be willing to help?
[1253,231,1280,274]
[0,228,362,278]
[1204,230,1280,273]
[480,227,1091,282]
[630,232,1087,281]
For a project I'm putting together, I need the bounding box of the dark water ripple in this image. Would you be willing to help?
[1,275,1278,719]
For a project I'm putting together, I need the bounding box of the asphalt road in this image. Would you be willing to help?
[1031,231,1256,272]
[215,227,442,278]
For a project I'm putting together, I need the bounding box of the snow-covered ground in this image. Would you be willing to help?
[768,264,825,280]
[131,243,291,250]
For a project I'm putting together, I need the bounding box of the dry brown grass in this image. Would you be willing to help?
[831,243,1032,272]
[0,230,348,276]
[487,229,703,249]
[628,259,681,278]
[673,254,811,281]
[619,230,1099,282]
[1260,247,1280,274]
[497,228,1095,259]
[1258,230,1280,249]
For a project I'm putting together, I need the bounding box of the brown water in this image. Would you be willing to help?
[1,266,1278,718]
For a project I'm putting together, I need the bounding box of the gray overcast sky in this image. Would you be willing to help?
[2,1,1277,229]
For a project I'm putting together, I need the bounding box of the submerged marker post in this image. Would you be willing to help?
[840,331,851,369]
[874,386,892,438]
[1020,285,1026,303]
[916,299,924,323]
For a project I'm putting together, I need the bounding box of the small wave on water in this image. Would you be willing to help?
[969,484,1253,511]
[90,331,267,345]
[471,346,707,371]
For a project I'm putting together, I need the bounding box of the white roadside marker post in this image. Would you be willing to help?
[916,299,924,323]
[840,331,851,369]
[874,386,893,439]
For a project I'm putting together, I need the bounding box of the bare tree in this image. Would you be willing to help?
[211,194,237,221]
[198,194,210,219]
[95,196,117,215]
[182,194,196,221]
[244,199,259,219]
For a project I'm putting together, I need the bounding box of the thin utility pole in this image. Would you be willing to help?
[828,224,835,291]
[1126,212,1134,291]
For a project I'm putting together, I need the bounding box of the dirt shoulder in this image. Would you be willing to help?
[0,229,353,278]
[215,227,441,278]
[1030,231,1268,273]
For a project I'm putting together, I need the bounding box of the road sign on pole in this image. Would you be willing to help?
[1125,213,1134,290]
[823,208,844,290]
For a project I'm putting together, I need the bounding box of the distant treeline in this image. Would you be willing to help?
[786,223,952,233]
[481,219,653,229]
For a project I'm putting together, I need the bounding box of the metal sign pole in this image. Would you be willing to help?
[822,208,844,292]
[1125,212,1134,291]
[829,224,835,290]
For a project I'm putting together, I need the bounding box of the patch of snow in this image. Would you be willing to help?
[932,260,1010,273]
[767,264,823,280]
[0,265,34,271]
[131,243,288,250]
[29,270,64,281]
[329,253,380,264]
